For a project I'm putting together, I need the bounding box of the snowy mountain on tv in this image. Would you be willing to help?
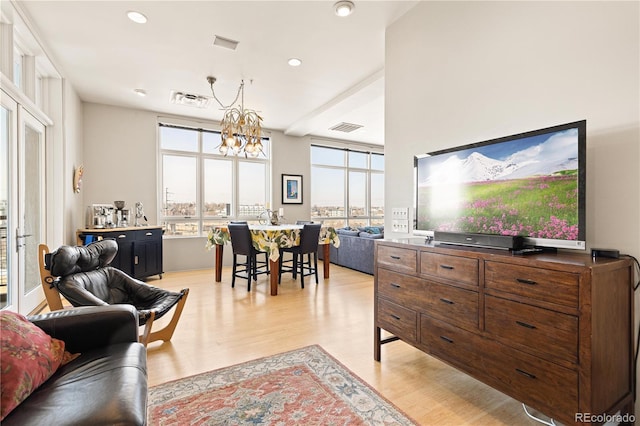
[423,130,578,185]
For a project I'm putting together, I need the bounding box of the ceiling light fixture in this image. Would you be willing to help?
[127,11,147,24]
[334,1,355,17]
[288,58,302,67]
[208,76,264,157]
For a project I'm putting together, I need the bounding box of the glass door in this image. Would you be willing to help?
[0,93,16,310]
[17,109,45,313]
[1,89,45,314]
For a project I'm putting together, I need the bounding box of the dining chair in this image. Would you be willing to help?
[227,223,269,291]
[278,223,322,288]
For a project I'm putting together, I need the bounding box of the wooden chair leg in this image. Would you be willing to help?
[139,311,156,347]
[38,244,64,311]
[142,288,190,346]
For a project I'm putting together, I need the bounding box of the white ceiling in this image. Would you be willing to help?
[16,1,419,146]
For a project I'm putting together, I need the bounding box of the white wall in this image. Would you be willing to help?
[62,79,84,244]
[385,0,639,415]
[81,103,323,271]
[385,1,639,252]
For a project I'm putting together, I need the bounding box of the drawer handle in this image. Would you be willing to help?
[440,264,454,270]
[145,232,153,236]
[390,255,401,260]
[439,298,454,305]
[390,314,401,321]
[515,368,537,379]
[440,335,454,344]
[516,320,537,329]
[118,234,127,238]
[516,278,537,285]
[390,283,401,289]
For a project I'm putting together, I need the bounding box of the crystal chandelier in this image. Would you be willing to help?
[207,76,264,157]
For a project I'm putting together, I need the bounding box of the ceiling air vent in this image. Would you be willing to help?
[213,35,239,50]
[170,91,213,109]
[329,122,364,133]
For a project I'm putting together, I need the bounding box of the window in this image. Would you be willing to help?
[158,122,270,237]
[310,145,384,228]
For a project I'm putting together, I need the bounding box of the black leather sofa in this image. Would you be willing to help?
[2,305,148,426]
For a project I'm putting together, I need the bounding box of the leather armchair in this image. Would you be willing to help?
[2,305,148,426]
[45,239,189,345]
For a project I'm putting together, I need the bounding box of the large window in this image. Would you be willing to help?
[310,145,384,228]
[159,122,270,237]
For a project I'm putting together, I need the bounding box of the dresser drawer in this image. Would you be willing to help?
[134,228,163,240]
[425,282,478,330]
[482,341,578,417]
[420,252,478,286]
[377,269,427,310]
[485,261,578,307]
[485,295,578,365]
[377,245,417,274]
[420,316,483,371]
[377,298,417,343]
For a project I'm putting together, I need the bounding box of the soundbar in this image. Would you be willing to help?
[434,231,525,250]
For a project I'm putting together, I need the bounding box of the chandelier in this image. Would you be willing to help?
[207,76,264,157]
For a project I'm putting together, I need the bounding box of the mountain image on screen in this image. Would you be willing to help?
[417,128,580,240]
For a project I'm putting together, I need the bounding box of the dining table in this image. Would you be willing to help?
[207,224,340,295]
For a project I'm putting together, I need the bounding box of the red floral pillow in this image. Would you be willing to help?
[0,310,66,420]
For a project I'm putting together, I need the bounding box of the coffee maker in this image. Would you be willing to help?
[88,204,115,228]
[114,201,130,227]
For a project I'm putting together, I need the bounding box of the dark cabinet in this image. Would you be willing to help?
[76,226,163,279]
[133,228,163,279]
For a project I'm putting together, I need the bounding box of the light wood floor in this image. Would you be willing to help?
[143,262,543,425]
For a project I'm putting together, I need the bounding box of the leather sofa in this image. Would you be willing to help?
[318,227,384,275]
[2,305,148,426]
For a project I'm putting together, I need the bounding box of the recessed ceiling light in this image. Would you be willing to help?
[334,1,355,17]
[288,58,302,67]
[127,11,147,24]
[133,89,147,97]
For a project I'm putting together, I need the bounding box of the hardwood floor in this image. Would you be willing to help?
[143,262,540,425]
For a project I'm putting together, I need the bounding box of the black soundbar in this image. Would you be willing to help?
[434,231,525,250]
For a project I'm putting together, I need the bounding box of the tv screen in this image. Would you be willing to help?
[415,120,586,250]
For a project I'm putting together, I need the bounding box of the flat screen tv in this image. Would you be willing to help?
[415,120,586,250]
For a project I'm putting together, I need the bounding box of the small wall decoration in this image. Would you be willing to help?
[73,165,84,193]
[281,174,303,204]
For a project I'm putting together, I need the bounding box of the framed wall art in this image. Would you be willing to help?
[281,174,303,204]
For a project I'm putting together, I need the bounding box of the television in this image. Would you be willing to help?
[415,120,586,251]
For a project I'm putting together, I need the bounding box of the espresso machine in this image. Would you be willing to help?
[88,204,115,228]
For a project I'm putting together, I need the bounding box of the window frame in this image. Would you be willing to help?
[310,144,384,228]
[158,120,271,238]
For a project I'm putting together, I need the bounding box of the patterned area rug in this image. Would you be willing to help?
[148,345,417,425]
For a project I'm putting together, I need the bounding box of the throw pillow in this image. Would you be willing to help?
[363,226,382,234]
[0,311,67,420]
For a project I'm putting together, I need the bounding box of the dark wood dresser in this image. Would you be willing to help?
[374,238,634,425]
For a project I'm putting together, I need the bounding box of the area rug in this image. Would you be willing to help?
[148,344,417,425]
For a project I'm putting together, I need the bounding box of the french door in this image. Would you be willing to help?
[1,89,45,314]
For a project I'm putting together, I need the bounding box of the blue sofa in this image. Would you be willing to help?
[318,226,383,275]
